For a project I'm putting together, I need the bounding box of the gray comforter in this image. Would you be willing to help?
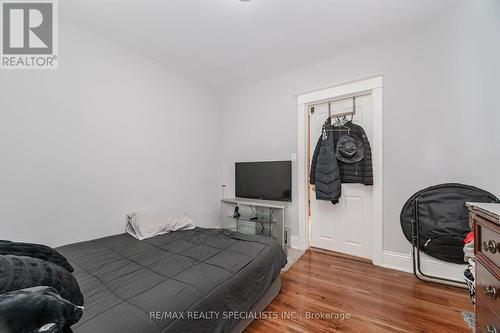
[57,228,286,333]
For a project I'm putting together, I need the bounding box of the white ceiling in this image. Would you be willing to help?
[62,0,459,91]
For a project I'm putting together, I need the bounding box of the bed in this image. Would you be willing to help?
[57,227,286,333]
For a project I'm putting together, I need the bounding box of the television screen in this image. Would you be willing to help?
[235,161,292,202]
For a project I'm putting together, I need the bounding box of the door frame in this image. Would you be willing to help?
[295,75,383,266]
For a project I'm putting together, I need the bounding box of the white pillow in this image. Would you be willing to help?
[125,211,196,240]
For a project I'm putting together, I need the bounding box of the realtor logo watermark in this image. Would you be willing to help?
[0,0,58,69]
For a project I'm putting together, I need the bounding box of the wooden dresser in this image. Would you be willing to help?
[468,203,500,333]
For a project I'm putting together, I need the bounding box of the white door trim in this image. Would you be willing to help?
[295,75,384,266]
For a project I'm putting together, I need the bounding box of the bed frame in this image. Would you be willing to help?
[229,277,281,333]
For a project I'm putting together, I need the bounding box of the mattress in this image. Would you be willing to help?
[57,228,286,333]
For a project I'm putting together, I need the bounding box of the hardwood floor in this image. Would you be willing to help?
[246,250,473,333]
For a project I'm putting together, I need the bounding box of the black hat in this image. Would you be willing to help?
[336,134,364,163]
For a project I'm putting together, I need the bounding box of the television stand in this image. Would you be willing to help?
[220,197,289,253]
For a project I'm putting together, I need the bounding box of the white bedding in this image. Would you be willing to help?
[125,211,195,240]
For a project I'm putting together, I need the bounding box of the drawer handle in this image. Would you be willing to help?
[486,325,497,333]
[483,240,498,253]
[484,285,497,299]
[488,240,498,254]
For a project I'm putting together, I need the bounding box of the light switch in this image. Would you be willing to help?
[291,153,297,162]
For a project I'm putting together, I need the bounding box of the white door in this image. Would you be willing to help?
[309,94,373,259]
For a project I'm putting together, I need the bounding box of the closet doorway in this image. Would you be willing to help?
[296,76,383,265]
[309,94,374,259]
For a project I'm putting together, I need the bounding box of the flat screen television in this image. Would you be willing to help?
[235,161,292,202]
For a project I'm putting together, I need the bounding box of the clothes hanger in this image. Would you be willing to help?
[325,96,356,131]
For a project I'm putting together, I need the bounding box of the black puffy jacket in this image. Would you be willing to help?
[312,118,342,204]
[310,121,373,186]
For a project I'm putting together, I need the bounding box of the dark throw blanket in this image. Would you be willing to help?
[0,286,83,333]
[0,255,83,306]
[0,241,74,272]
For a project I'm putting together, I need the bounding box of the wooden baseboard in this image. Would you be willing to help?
[307,247,373,264]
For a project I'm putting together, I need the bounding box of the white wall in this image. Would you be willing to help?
[1,1,498,261]
[221,1,500,255]
[0,21,222,247]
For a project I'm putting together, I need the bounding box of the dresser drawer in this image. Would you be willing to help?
[476,262,500,333]
[476,305,500,333]
[474,214,500,268]
[477,262,500,311]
